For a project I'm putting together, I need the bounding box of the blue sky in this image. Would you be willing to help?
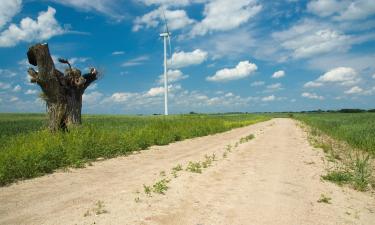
[0,0,374,114]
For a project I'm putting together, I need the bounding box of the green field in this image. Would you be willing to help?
[294,113,375,155]
[0,113,269,186]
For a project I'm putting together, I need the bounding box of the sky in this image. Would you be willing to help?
[0,0,374,114]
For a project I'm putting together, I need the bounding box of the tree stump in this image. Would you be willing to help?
[27,43,98,131]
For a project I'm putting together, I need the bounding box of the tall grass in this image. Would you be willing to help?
[0,113,269,186]
[294,113,375,154]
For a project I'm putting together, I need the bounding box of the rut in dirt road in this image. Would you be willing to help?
[0,118,374,225]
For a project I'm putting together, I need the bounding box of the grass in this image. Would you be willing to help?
[152,178,170,194]
[294,113,375,155]
[0,113,269,186]
[239,134,255,144]
[299,113,374,191]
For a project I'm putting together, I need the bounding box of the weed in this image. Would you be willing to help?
[226,144,232,152]
[351,154,371,191]
[93,200,108,215]
[239,134,255,144]
[83,210,90,217]
[223,151,227,158]
[186,161,202,173]
[317,194,332,204]
[134,197,141,203]
[152,179,170,194]
[172,164,183,172]
[159,171,166,177]
[322,170,352,186]
[143,184,152,197]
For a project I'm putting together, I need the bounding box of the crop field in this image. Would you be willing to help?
[0,113,269,186]
[294,113,375,155]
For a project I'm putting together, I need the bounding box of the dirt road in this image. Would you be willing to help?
[0,118,374,225]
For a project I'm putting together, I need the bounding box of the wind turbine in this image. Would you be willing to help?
[160,7,172,116]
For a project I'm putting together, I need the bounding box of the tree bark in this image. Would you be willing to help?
[27,43,98,131]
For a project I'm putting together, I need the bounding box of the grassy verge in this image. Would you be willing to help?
[296,115,374,191]
[0,114,269,186]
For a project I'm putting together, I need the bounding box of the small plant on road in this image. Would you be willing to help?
[240,134,255,144]
[153,178,170,194]
[186,161,202,173]
[143,184,152,197]
[317,194,332,204]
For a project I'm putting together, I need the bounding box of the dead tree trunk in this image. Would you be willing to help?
[27,43,98,131]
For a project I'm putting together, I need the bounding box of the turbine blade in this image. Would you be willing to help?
[161,6,170,34]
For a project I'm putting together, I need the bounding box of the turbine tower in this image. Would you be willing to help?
[160,8,171,116]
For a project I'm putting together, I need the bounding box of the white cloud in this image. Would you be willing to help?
[169,49,207,69]
[83,91,103,104]
[206,60,257,82]
[345,86,363,94]
[136,0,204,7]
[0,0,22,29]
[271,70,285,79]
[109,92,138,103]
[307,0,375,21]
[112,51,125,55]
[261,95,275,102]
[304,81,323,88]
[265,83,283,92]
[304,67,360,87]
[146,86,165,97]
[25,89,38,95]
[0,82,11,90]
[316,67,360,85]
[250,81,264,87]
[190,0,262,36]
[9,96,19,102]
[307,0,343,17]
[158,69,188,84]
[301,92,324,100]
[52,0,124,21]
[0,7,65,47]
[122,56,149,67]
[133,7,194,32]
[272,20,351,59]
[12,85,21,92]
[0,69,16,78]
[372,73,375,79]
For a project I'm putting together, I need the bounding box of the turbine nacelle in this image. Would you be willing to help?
[160,32,171,37]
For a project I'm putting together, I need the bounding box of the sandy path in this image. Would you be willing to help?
[0,118,374,225]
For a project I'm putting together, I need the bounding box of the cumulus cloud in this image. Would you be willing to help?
[169,49,207,69]
[0,0,22,29]
[271,70,285,79]
[158,69,188,84]
[83,91,103,104]
[25,89,38,95]
[272,20,351,59]
[301,92,324,100]
[345,86,363,94]
[133,7,194,32]
[304,67,360,87]
[264,83,283,93]
[250,81,265,87]
[136,0,204,7]
[12,85,21,92]
[190,0,262,36]
[308,0,375,21]
[206,60,257,82]
[0,7,65,47]
[261,95,275,102]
